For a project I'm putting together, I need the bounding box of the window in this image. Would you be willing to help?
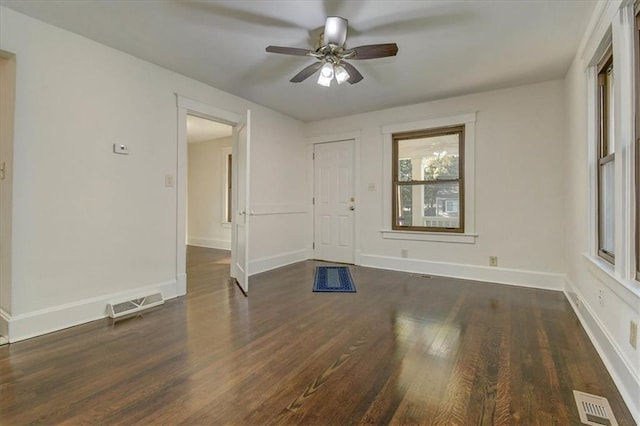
[221,147,232,224]
[584,3,638,288]
[392,125,465,233]
[635,8,640,279]
[597,47,615,263]
[227,153,232,222]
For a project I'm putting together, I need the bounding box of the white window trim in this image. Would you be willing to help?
[381,112,477,244]
[585,2,639,285]
[221,146,232,228]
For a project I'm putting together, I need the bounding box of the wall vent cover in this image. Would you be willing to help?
[107,292,164,319]
[573,390,618,426]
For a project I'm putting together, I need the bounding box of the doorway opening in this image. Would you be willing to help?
[186,114,233,291]
[176,96,250,296]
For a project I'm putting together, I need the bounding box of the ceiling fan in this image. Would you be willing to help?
[266,16,398,87]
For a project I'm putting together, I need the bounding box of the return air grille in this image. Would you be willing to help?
[573,390,618,426]
[107,292,164,319]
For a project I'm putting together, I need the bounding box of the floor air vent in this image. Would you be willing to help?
[107,292,164,319]
[573,390,618,426]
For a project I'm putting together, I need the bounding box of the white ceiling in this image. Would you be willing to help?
[187,114,233,143]
[1,0,596,122]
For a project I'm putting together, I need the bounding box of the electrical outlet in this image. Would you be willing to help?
[489,256,498,267]
[598,289,604,307]
[630,321,637,350]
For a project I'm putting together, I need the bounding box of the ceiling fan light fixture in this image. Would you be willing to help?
[320,62,334,78]
[317,73,332,87]
[318,63,333,87]
[334,64,350,84]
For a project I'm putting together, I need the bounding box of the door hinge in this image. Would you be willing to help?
[312,152,315,160]
[312,197,315,205]
[312,242,315,250]
[0,162,5,181]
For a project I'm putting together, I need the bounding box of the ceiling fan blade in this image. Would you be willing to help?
[290,62,323,83]
[323,16,348,46]
[346,43,398,60]
[340,62,363,84]
[266,46,312,56]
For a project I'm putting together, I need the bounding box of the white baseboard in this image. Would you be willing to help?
[0,308,9,341]
[177,273,187,296]
[249,249,308,276]
[360,254,564,290]
[4,279,179,343]
[564,278,640,423]
[187,237,231,250]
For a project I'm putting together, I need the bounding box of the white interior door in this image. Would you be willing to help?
[231,110,250,293]
[0,54,15,336]
[314,140,355,264]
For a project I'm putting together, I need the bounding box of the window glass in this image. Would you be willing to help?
[597,48,614,263]
[600,160,615,256]
[393,126,464,233]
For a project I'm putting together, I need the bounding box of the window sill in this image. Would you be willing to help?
[583,254,640,308]
[380,230,477,244]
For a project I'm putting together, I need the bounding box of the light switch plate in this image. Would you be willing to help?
[113,144,129,155]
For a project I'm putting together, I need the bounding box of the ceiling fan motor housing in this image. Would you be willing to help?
[323,16,348,46]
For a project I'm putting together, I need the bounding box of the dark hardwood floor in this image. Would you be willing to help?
[0,246,635,425]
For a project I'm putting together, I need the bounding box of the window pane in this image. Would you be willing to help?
[600,160,615,255]
[396,185,413,225]
[396,183,460,229]
[398,158,413,182]
[397,134,459,181]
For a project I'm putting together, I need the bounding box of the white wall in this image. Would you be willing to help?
[0,7,306,341]
[305,80,566,288]
[187,137,232,250]
[248,109,308,274]
[563,2,639,421]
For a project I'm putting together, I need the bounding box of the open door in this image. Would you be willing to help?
[230,110,250,294]
[0,53,15,342]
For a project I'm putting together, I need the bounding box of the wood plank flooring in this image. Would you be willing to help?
[0,246,635,425]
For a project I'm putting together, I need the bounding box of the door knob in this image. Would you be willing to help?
[349,206,355,211]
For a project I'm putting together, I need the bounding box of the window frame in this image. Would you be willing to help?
[380,112,476,244]
[597,46,615,264]
[391,125,465,233]
[221,147,232,225]
[635,7,640,280]
[583,2,640,293]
